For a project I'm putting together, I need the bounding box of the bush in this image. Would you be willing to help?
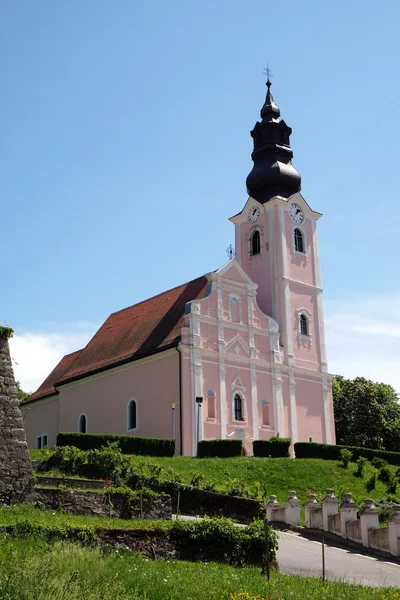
[340,448,352,468]
[366,472,376,492]
[355,457,368,477]
[378,465,392,485]
[294,441,400,467]
[253,437,291,458]
[197,439,242,458]
[57,432,175,457]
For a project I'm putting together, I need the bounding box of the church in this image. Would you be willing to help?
[22,80,335,455]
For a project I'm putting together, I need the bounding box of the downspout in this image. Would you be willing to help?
[176,346,183,456]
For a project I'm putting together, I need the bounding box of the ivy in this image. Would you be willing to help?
[0,326,14,340]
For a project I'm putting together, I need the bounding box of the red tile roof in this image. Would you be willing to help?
[22,349,82,405]
[24,275,209,403]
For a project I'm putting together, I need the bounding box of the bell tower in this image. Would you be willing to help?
[230,79,329,379]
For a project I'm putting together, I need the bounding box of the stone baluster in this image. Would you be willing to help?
[321,488,339,531]
[359,498,380,548]
[388,505,400,557]
[304,494,321,528]
[285,490,301,526]
[266,495,280,522]
[339,493,358,539]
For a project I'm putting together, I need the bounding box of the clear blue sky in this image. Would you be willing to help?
[3,1,400,391]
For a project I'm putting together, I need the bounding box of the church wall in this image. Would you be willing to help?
[202,358,222,440]
[289,282,319,370]
[256,368,275,439]
[295,377,325,443]
[23,396,59,448]
[57,351,180,446]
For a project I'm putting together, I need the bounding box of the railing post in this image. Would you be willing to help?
[305,494,321,528]
[285,490,301,526]
[321,488,339,532]
[339,493,358,539]
[359,498,380,548]
[388,505,400,557]
[266,495,280,522]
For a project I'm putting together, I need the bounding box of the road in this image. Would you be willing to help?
[277,531,400,588]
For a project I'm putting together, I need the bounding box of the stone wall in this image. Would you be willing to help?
[31,488,172,520]
[0,331,32,499]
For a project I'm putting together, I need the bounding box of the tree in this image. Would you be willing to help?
[333,375,400,451]
[15,382,30,403]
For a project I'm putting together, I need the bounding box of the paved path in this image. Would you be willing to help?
[277,531,400,588]
[174,516,400,588]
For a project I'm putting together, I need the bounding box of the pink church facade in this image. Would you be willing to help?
[22,81,335,454]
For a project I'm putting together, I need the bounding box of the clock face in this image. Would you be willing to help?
[248,205,260,222]
[289,203,304,224]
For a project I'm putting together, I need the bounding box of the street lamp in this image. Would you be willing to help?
[195,396,203,456]
[171,402,176,440]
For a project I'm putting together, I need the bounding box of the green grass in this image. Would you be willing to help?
[0,535,396,599]
[125,455,397,504]
[0,504,172,531]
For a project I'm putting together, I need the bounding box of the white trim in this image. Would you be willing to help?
[312,220,328,372]
[219,358,227,439]
[250,364,259,440]
[127,398,138,432]
[322,376,333,444]
[297,308,312,339]
[232,390,247,423]
[271,367,284,436]
[293,225,307,255]
[77,413,88,434]
[269,206,280,324]
[279,206,294,366]
[36,433,49,449]
[21,394,58,408]
[229,194,322,225]
[289,372,298,444]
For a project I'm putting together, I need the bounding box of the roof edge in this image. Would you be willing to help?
[55,341,180,388]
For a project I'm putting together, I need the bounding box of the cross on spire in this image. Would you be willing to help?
[263,64,273,86]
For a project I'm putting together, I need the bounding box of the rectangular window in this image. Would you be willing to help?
[208,396,216,419]
[36,434,48,449]
[262,403,270,426]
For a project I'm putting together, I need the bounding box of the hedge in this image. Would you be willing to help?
[197,439,242,458]
[253,438,291,458]
[294,442,400,467]
[56,432,175,457]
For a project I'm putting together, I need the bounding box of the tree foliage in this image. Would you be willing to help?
[16,382,30,403]
[333,375,400,451]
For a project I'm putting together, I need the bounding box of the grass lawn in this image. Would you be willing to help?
[126,456,396,505]
[0,535,397,599]
[0,504,173,531]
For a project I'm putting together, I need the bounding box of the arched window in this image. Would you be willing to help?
[127,399,138,431]
[294,228,304,253]
[230,296,240,323]
[234,394,244,421]
[251,230,261,255]
[262,400,270,426]
[300,314,309,336]
[78,414,87,434]
[207,389,216,419]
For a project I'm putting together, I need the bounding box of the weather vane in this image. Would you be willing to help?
[263,63,273,83]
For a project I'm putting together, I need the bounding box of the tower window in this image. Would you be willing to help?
[300,314,309,336]
[127,399,138,431]
[251,230,261,255]
[234,393,244,421]
[78,414,87,434]
[294,228,304,253]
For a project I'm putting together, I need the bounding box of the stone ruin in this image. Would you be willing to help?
[0,328,32,500]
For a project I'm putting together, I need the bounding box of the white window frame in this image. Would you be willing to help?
[297,308,312,339]
[293,225,307,255]
[127,398,138,432]
[36,433,48,449]
[248,226,264,257]
[232,390,246,423]
[77,413,88,434]
[228,293,242,322]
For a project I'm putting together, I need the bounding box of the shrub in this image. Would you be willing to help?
[340,448,352,468]
[372,457,388,469]
[355,457,368,477]
[197,439,242,458]
[387,475,397,495]
[57,432,175,457]
[378,465,392,485]
[294,441,400,467]
[366,472,376,492]
[253,437,291,458]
